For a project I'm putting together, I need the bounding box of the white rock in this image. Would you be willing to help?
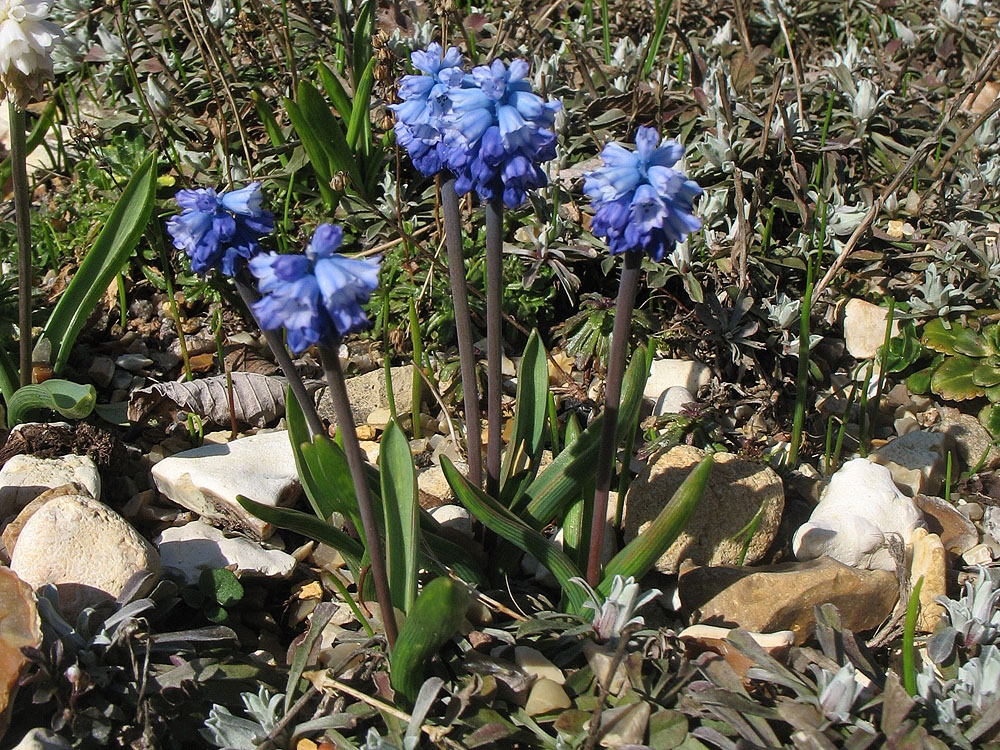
[151,431,301,539]
[428,504,472,537]
[963,543,995,566]
[844,299,899,359]
[0,454,101,522]
[154,520,297,585]
[417,462,467,504]
[871,430,948,496]
[793,458,923,570]
[11,729,71,750]
[643,359,711,400]
[653,386,695,416]
[10,493,160,617]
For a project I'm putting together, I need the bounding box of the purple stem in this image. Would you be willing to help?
[234,269,325,438]
[587,250,642,586]
[441,177,483,489]
[485,197,504,498]
[319,342,399,649]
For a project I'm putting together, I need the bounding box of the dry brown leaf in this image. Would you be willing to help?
[127,372,295,427]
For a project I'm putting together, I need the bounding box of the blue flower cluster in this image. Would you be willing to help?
[249,224,381,354]
[392,43,464,177]
[393,47,560,208]
[583,127,702,261]
[166,182,274,276]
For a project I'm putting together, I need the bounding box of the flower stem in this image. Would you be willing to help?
[234,269,325,438]
[9,100,32,387]
[441,178,482,489]
[485,197,504,498]
[319,342,398,650]
[587,250,642,586]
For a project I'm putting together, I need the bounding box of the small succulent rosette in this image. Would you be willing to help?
[166,182,275,277]
[249,223,381,355]
[583,126,703,260]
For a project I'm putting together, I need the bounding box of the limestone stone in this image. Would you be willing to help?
[643,359,711,400]
[151,431,301,539]
[678,624,794,678]
[2,484,91,557]
[154,521,298,585]
[524,678,571,716]
[913,494,979,555]
[871,430,948,496]
[963,543,995,566]
[678,557,898,644]
[428,504,472,537]
[10,729,71,750]
[793,459,923,571]
[417,462,468,504]
[317,365,415,425]
[0,455,100,523]
[10,493,160,618]
[514,646,564,684]
[937,406,1000,472]
[909,528,947,634]
[653,386,695,417]
[596,702,650,747]
[844,299,899,359]
[623,446,783,573]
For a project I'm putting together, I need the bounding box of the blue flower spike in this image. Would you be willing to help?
[444,58,561,208]
[583,127,702,261]
[249,224,381,354]
[392,43,466,177]
[167,182,275,276]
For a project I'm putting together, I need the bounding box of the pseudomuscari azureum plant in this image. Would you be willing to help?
[581,126,703,584]
[393,43,561,496]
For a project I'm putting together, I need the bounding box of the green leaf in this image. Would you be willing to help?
[598,454,713,597]
[515,346,647,528]
[980,403,1000,436]
[922,318,989,357]
[284,94,337,209]
[295,81,365,194]
[930,355,985,401]
[41,154,157,373]
[317,62,353,123]
[286,389,341,522]
[441,456,587,612]
[500,330,550,507]
[347,56,376,155]
[7,380,96,425]
[973,364,1000,387]
[199,568,244,607]
[236,495,364,568]
[380,419,419,613]
[880,320,923,374]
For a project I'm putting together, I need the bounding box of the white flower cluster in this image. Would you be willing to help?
[0,0,60,106]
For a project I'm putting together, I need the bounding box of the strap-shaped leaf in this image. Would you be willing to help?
[7,379,96,425]
[514,346,647,527]
[236,495,364,567]
[347,56,376,156]
[295,81,365,193]
[317,62,353,124]
[441,456,587,611]
[286,389,337,521]
[380,419,419,612]
[500,330,550,506]
[597,454,713,597]
[42,153,157,373]
[284,94,336,209]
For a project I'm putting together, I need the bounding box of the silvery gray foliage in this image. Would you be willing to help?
[571,575,661,642]
[918,646,1000,747]
[202,686,284,750]
[908,263,975,318]
[929,566,1000,662]
[810,662,870,725]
